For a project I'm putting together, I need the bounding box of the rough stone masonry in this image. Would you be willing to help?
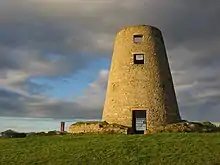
[102,25,181,131]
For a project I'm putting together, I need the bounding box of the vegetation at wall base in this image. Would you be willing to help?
[1,133,220,165]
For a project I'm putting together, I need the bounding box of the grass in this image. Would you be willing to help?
[1,133,220,165]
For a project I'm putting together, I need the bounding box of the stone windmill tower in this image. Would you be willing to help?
[102,25,181,133]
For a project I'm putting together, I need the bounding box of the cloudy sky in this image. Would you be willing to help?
[0,0,220,122]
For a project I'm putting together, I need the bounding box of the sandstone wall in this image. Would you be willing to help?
[102,25,181,130]
[68,121,128,134]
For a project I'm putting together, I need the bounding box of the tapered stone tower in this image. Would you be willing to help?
[102,25,181,133]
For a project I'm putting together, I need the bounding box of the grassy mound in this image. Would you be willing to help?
[1,133,220,165]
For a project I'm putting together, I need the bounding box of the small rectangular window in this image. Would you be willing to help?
[133,34,143,43]
[134,54,144,64]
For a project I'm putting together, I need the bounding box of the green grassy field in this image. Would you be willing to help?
[1,133,220,165]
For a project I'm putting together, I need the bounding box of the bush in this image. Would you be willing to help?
[35,132,47,136]
[13,133,27,138]
[3,132,26,138]
[47,131,58,135]
[1,130,27,138]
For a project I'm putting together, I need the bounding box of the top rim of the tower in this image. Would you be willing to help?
[117,24,161,33]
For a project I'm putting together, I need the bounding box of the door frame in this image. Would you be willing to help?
[131,108,147,134]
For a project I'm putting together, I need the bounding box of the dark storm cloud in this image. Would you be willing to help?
[32,100,102,119]
[0,1,96,77]
[0,88,102,119]
[0,0,220,121]
[1,0,220,53]
[180,94,220,122]
[0,88,24,100]
[0,47,20,70]
[0,88,25,116]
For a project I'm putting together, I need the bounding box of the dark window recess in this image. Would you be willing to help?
[132,110,146,134]
[134,54,144,64]
[133,34,143,43]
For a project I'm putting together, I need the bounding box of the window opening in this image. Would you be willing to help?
[133,34,143,43]
[134,54,144,64]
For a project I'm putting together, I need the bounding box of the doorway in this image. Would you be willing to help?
[132,110,146,134]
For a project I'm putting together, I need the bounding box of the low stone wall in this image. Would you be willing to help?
[68,121,129,134]
[145,121,220,134]
[69,121,220,135]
